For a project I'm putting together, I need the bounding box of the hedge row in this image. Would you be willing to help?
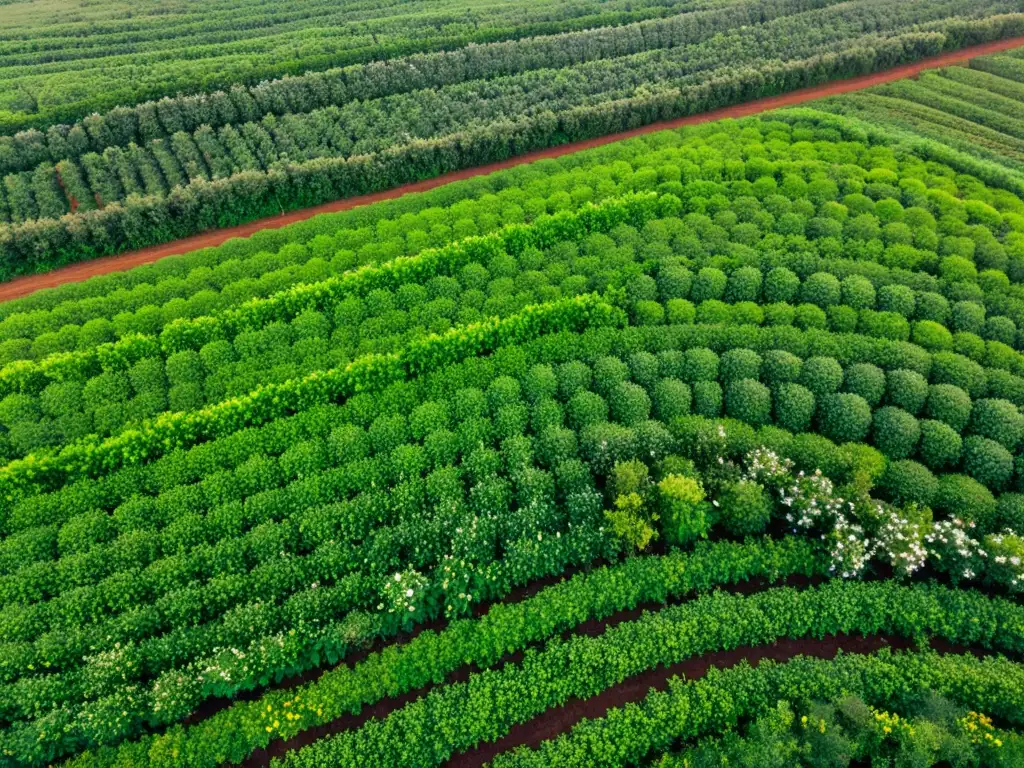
[56,537,824,768]
[274,580,1024,767]
[0,293,622,500]
[490,650,1024,767]
[2,16,1021,277]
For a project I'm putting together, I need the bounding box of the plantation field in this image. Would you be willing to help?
[6,19,1024,768]
[0,1,1022,279]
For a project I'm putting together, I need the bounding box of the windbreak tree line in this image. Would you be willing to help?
[0,1,1022,277]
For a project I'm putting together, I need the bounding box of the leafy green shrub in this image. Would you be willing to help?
[763,267,801,303]
[842,363,886,406]
[995,493,1024,534]
[523,364,558,403]
[840,275,875,310]
[682,348,719,383]
[969,398,1024,451]
[717,479,773,536]
[800,272,842,308]
[932,474,997,528]
[772,383,816,433]
[818,393,872,444]
[788,433,846,480]
[925,384,973,431]
[725,379,772,427]
[884,369,929,415]
[799,357,844,398]
[557,361,592,400]
[666,299,696,324]
[794,303,828,330]
[567,390,609,430]
[877,284,915,317]
[917,419,963,471]
[951,301,986,335]
[653,379,691,423]
[658,473,710,547]
[593,357,630,398]
[691,267,727,302]
[609,382,652,426]
[692,381,723,418]
[914,291,949,324]
[657,266,692,301]
[879,459,938,506]
[962,435,1014,492]
[762,350,802,385]
[984,532,1024,593]
[911,320,953,351]
[719,349,762,383]
[871,406,920,459]
[723,266,762,303]
[983,315,1017,346]
[930,352,987,398]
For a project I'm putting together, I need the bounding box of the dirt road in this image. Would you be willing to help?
[2,34,1023,303]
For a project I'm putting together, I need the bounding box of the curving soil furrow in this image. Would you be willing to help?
[229,574,824,767]
[2,34,1024,303]
[442,634,979,768]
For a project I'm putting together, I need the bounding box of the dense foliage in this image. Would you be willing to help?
[0,2,1022,276]
[4,40,1024,768]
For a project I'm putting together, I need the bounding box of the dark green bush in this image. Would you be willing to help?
[717,479,772,536]
[842,363,886,406]
[763,267,800,303]
[925,384,973,432]
[917,419,963,471]
[871,406,920,460]
[692,380,723,418]
[719,348,762,383]
[877,283,916,317]
[725,379,772,427]
[879,459,938,506]
[799,356,844,398]
[724,266,762,303]
[818,393,872,444]
[567,390,609,430]
[609,381,652,426]
[691,267,728,302]
[969,398,1024,451]
[772,382,816,433]
[932,473,997,528]
[800,272,842,308]
[840,275,876,310]
[653,379,692,423]
[962,435,1014,491]
[682,348,719,383]
[762,350,802,385]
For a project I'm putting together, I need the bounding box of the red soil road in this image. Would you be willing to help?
[3,34,1024,303]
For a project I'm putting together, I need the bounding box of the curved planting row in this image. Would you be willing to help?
[3,81,1024,766]
[3,115,1024,466]
[261,580,1024,767]
[1,6,1021,276]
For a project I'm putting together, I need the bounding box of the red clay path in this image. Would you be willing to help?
[3,34,1024,303]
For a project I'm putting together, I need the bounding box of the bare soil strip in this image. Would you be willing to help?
[3,35,1024,303]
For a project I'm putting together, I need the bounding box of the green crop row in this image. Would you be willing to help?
[57,537,824,768]
[2,10,1022,277]
[491,650,1024,767]
[274,579,1024,767]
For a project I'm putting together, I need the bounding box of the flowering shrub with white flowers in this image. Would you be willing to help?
[984,532,1024,593]
[925,518,988,583]
[379,568,430,630]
